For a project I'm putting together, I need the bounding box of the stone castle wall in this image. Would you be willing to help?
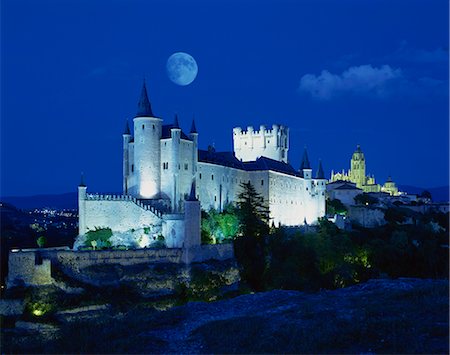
[82,195,162,234]
[7,244,235,288]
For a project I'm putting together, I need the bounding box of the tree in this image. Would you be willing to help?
[420,190,432,200]
[236,181,270,238]
[36,236,46,248]
[234,182,270,291]
[326,199,347,215]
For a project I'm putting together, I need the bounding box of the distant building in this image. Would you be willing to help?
[330,145,402,196]
[326,181,363,206]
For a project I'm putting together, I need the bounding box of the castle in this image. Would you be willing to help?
[78,82,326,248]
[330,145,401,196]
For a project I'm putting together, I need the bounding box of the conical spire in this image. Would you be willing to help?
[300,147,311,170]
[190,118,197,134]
[173,114,180,128]
[187,180,197,201]
[136,80,154,117]
[316,159,324,179]
[123,120,131,135]
[79,172,86,187]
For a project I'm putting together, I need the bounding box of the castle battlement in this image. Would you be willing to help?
[233,123,289,163]
[233,124,284,137]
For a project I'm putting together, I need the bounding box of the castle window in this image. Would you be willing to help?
[306,187,308,191]
[212,174,214,180]
[214,196,217,201]
[131,164,134,172]
[268,140,270,144]
[261,179,264,186]
[178,164,180,170]
[142,124,145,130]
[153,124,155,130]
[199,173,202,179]
[184,163,188,170]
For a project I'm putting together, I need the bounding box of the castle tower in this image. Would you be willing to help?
[78,173,87,235]
[184,180,201,248]
[170,114,181,211]
[350,144,366,188]
[122,120,131,194]
[133,81,162,199]
[232,123,289,163]
[189,117,199,178]
[300,147,312,179]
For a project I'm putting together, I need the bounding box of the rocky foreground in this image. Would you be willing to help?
[2,278,449,354]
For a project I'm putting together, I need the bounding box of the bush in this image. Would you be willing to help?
[84,228,112,249]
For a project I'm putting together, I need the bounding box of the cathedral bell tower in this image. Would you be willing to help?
[350,144,366,188]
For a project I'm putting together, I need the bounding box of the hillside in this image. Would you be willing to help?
[2,278,448,354]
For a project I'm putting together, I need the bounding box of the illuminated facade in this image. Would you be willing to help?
[78,82,326,244]
[330,145,401,196]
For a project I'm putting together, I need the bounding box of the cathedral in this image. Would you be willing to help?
[78,82,326,247]
[330,145,400,196]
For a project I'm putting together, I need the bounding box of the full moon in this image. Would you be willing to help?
[166,52,198,86]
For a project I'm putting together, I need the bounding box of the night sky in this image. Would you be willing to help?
[1,0,448,196]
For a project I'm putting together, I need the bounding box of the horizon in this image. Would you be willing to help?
[1,0,448,196]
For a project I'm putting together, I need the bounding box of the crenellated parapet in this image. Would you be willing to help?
[85,193,164,217]
[233,123,289,163]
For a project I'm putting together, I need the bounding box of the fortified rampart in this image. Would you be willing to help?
[7,244,235,288]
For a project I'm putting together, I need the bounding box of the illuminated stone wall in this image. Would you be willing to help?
[81,195,162,234]
[197,162,326,226]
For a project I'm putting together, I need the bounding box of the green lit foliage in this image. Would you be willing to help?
[354,193,378,206]
[36,236,46,248]
[84,228,112,249]
[326,198,347,216]
[265,221,373,291]
[201,205,240,244]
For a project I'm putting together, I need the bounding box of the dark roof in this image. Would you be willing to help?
[316,159,325,179]
[123,120,131,135]
[198,150,301,177]
[136,81,154,117]
[161,124,191,140]
[173,114,180,128]
[333,183,362,191]
[186,180,197,201]
[300,147,311,170]
[79,172,86,187]
[190,119,198,134]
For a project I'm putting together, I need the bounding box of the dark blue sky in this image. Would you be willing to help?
[1,0,448,196]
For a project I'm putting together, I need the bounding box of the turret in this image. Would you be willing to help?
[170,114,181,211]
[184,180,201,248]
[315,159,325,179]
[133,80,162,199]
[300,147,312,179]
[78,173,87,236]
[190,117,199,176]
[122,120,132,194]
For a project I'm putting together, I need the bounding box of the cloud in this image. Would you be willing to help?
[298,64,402,100]
[87,61,130,78]
[389,41,448,63]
